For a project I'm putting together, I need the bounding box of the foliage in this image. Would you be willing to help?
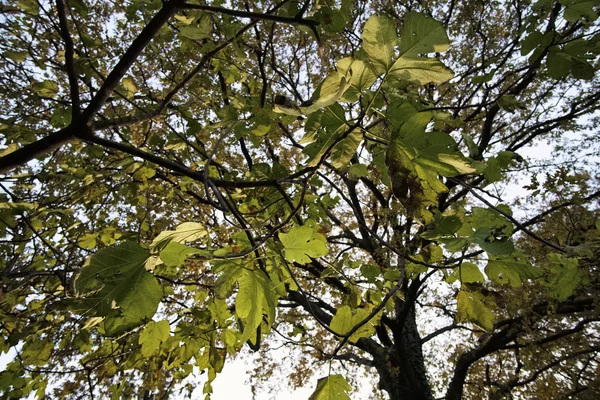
[0,0,599,399]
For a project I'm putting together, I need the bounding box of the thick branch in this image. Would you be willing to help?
[446,325,521,400]
[81,1,181,123]
[0,2,180,174]
[0,126,77,174]
[56,0,80,117]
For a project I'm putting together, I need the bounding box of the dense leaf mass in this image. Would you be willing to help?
[0,0,599,399]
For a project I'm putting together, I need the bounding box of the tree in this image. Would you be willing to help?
[0,0,599,398]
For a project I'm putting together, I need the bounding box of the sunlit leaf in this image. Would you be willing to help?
[437,154,477,174]
[456,290,495,332]
[159,242,212,267]
[399,12,451,58]
[390,57,453,84]
[330,305,381,342]
[78,233,97,250]
[175,14,195,25]
[236,269,277,343]
[309,374,352,400]
[151,222,207,250]
[122,77,137,94]
[280,225,328,264]
[447,262,484,284]
[74,242,162,335]
[139,320,170,358]
[31,80,58,97]
[362,15,398,71]
[336,57,377,101]
[302,71,353,114]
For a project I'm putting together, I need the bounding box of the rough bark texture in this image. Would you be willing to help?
[372,303,433,400]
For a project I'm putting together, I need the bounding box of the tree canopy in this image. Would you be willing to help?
[0,0,599,399]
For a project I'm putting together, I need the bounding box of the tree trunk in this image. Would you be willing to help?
[374,306,434,400]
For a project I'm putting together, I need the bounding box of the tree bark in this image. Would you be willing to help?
[373,306,434,400]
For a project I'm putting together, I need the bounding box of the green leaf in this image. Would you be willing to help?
[397,111,433,144]
[179,16,212,40]
[386,137,448,222]
[422,215,463,239]
[280,226,328,264]
[74,241,162,335]
[348,164,369,179]
[139,320,170,358]
[208,298,232,326]
[175,14,195,25]
[329,305,381,342]
[461,132,479,158]
[477,236,515,256]
[31,80,58,97]
[151,222,207,250]
[122,77,137,94]
[309,374,352,400]
[360,264,380,282]
[541,253,585,301]
[214,265,243,300]
[315,8,347,33]
[498,95,523,113]
[437,154,477,174]
[251,124,271,136]
[22,340,53,366]
[447,262,484,284]
[483,157,502,182]
[389,57,454,84]
[235,269,277,343]
[361,15,398,71]
[371,151,391,187]
[547,51,572,79]
[456,290,495,332]
[70,0,88,16]
[336,58,377,101]
[413,154,459,176]
[51,106,72,128]
[160,242,212,267]
[521,31,544,55]
[386,100,418,130]
[302,71,353,114]
[303,105,355,167]
[330,130,362,169]
[134,166,156,180]
[235,269,261,321]
[485,257,538,287]
[399,12,451,58]
[560,0,599,22]
[17,0,38,15]
[78,233,97,250]
[571,58,595,80]
[330,305,353,336]
[3,51,28,63]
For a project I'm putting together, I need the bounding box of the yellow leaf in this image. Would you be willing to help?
[122,77,137,93]
[175,14,195,25]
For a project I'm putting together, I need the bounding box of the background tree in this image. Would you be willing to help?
[0,0,599,399]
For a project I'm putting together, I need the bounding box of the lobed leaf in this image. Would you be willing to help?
[309,374,352,400]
